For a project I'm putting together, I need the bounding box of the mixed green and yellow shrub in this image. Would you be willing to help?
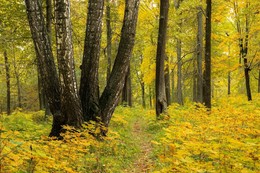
[152,95,260,173]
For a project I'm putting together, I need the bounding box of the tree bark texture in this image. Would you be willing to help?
[46,0,52,43]
[196,8,203,103]
[25,0,63,136]
[4,51,11,115]
[54,0,83,127]
[99,0,140,127]
[203,0,211,108]
[80,0,104,121]
[106,0,112,84]
[155,0,169,117]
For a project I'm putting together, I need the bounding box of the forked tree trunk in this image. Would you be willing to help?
[4,51,11,115]
[155,0,169,117]
[99,0,140,128]
[25,0,63,137]
[203,0,211,108]
[80,0,104,121]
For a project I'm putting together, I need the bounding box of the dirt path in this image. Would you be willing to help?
[127,118,154,173]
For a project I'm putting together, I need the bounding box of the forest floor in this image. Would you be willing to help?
[126,115,154,172]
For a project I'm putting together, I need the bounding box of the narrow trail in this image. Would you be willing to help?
[126,117,154,173]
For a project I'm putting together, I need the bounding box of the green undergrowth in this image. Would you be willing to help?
[0,94,259,172]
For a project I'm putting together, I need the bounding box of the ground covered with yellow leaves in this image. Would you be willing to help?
[0,95,259,172]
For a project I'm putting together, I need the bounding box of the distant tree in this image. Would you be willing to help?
[175,0,184,106]
[203,0,212,108]
[155,0,169,116]
[196,4,203,103]
[4,51,11,115]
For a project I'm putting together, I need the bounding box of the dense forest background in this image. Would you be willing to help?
[0,0,259,113]
[0,0,259,172]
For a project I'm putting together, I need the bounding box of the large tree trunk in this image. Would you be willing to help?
[4,51,11,115]
[99,0,140,128]
[80,0,104,121]
[106,0,112,84]
[196,7,203,103]
[155,0,169,117]
[203,0,211,108]
[54,0,83,129]
[25,0,62,137]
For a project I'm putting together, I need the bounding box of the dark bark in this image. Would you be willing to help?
[54,0,83,128]
[4,51,11,115]
[46,0,52,43]
[175,0,183,106]
[243,3,252,101]
[196,7,203,102]
[141,82,146,108]
[25,0,62,136]
[165,56,171,106]
[203,0,211,108]
[234,1,252,101]
[228,72,231,95]
[99,0,140,128]
[155,0,169,117]
[80,0,104,121]
[149,86,153,109]
[106,0,112,84]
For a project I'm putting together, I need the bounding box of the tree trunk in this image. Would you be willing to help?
[165,56,171,106]
[175,0,183,106]
[196,7,203,103]
[177,39,183,105]
[25,0,62,136]
[46,0,52,42]
[4,51,11,115]
[12,45,22,108]
[141,82,146,108]
[54,0,83,129]
[193,58,197,102]
[155,0,169,117]
[122,67,132,107]
[106,0,112,84]
[80,0,104,121]
[171,67,175,102]
[99,0,140,128]
[243,3,252,101]
[203,0,211,108]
